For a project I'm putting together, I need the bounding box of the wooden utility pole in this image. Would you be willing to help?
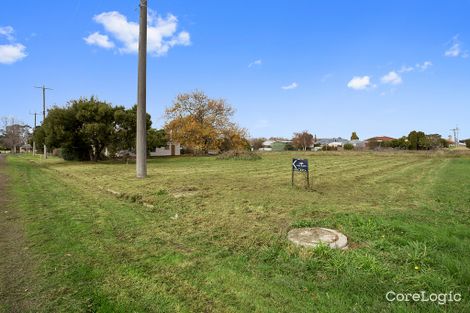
[34,85,53,159]
[450,126,460,147]
[30,112,38,155]
[136,0,148,178]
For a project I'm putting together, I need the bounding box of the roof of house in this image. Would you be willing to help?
[316,137,349,144]
[365,136,395,142]
[327,141,344,146]
[262,140,275,146]
[262,140,292,146]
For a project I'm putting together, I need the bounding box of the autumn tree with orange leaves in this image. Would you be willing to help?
[165,91,248,154]
[292,130,314,151]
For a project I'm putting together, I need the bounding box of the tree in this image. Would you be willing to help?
[350,131,359,140]
[38,97,158,161]
[164,91,247,154]
[219,125,250,152]
[425,134,446,150]
[250,137,266,150]
[466,140,470,149]
[386,136,409,149]
[408,130,428,150]
[292,131,314,151]
[41,97,117,160]
[33,97,161,161]
[147,129,168,152]
[32,126,46,150]
[0,117,30,153]
[112,105,152,153]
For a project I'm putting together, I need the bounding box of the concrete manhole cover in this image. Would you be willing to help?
[287,227,348,249]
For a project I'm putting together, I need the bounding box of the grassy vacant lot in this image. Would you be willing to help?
[2,151,470,312]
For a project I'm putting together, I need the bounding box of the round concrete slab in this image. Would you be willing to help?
[288,227,348,249]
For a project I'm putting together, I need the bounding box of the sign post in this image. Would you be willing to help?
[292,158,310,188]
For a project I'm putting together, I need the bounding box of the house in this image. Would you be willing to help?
[365,136,395,143]
[365,136,395,148]
[150,142,181,156]
[19,144,32,153]
[259,140,275,151]
[316,137,349,148]
[347,140,366,149]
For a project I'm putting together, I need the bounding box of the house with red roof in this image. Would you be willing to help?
[365,136,395,142]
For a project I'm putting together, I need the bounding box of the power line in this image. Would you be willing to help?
[136,0,148,178]
[34,85,53,159]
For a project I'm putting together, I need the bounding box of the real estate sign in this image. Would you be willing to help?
[292,159,309,172]
[292,158,310,188]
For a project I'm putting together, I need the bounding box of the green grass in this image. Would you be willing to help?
[4,151,470,312]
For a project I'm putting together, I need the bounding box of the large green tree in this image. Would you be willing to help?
[40,98,161,160]
[112,105,152,153]
[147,129,168,151]
[41,97,118,161]
[407,130,427,150]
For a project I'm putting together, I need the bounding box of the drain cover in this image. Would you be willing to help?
[288,227,348,249]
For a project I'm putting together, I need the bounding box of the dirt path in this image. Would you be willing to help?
[0,155,36,313]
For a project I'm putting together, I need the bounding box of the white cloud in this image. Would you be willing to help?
[281,82,298,90]
[416,61,432,71]
[0,26,27,64]
[397,61,432,74]
[381,71,402,85]
[248,59,262,68]
[0,26,14,41]
[445,35,468,58]
[89,11,190,56]
[0,43,27,64]
[347,76,371,90]
[398,66,414,73]
[445,43,460,57]
[84,32,115,49]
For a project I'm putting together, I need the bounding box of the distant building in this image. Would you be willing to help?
[347,140,366,148]
[150,142,181,156]
[19,144,32,153]
[365,136,395,143]
[316,137,349,147]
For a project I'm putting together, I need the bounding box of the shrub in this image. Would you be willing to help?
[343,143,354,150]
[322,145,337,151]
[216,150,261,160]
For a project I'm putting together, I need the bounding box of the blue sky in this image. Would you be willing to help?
[1,0,469,140]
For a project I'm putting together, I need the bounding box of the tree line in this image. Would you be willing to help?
[26,91,249,161]
[368,131,450,150]
[250,130,461,151]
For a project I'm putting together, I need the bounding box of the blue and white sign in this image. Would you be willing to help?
[292,159,309,172]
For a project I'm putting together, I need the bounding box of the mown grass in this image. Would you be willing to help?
[4,151,470,312]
